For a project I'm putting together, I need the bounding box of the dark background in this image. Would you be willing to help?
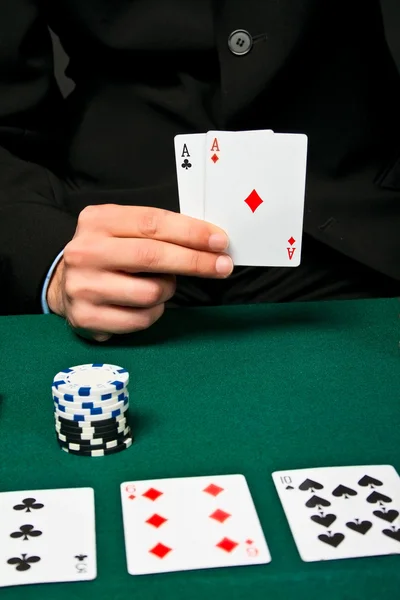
[50,0,400,98]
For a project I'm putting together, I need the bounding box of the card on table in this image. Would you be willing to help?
[120,474,271,575]
[0,487,96,587]
[272,465,400,562]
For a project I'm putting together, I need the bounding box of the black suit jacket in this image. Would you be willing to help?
[0,0,399,313]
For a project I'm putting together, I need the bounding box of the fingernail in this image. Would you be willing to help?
[215,255,233,276]
[209,233,229,251]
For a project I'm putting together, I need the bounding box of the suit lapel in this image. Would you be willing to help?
[380,0,400,76]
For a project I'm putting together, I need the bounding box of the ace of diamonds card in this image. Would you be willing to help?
[205,130,308,267]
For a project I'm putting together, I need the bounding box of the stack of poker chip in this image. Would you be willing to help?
[52,363,133,457]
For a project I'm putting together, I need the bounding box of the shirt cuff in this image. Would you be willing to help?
[41,250,64,314]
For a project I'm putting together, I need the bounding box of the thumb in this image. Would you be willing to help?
[68,324,113,343]
[92,332,113,343]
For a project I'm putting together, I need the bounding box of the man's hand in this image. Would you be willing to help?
[47,204,232,341]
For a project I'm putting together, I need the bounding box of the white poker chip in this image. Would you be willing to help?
[52,389,128,405]
[53,393,129,410]
[53,397,129,416]
[52,364,129,397]
[54,404,129,422]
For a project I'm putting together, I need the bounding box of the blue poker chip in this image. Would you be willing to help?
[52,364,129,396]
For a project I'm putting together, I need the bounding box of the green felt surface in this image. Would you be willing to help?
[0,298,399,599]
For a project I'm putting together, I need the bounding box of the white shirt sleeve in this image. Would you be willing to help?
[41,250,64,314]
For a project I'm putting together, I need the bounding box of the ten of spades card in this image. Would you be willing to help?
[272,465,400,562]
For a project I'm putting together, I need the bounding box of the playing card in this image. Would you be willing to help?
[0,487,96,587]
[272,465,400,561]
[120,474,271,575]
[204,130,307,267]
[174,133,206,219]
[174,130,273,220]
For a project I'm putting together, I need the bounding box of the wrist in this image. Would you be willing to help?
[47,258,65,315]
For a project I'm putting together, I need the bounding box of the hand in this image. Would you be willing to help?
[47,204,232,341]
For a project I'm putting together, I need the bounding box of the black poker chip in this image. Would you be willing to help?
[57,428,132,448]
[55,417,128,433]
[55,415,128,433]
[55,414,128,430]
[55,425,129,441]
[57,433,132,452]
[56,426,131,443]
[60,437,133,457]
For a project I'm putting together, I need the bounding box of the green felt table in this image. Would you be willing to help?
[0,298,399,599]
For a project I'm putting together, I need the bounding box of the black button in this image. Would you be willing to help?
[228,29,253,56]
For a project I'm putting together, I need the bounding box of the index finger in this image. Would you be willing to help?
[79,205,229,252]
